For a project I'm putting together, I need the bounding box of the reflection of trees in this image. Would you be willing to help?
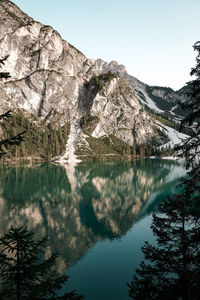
[0,164,71,204]
[0,160,184,269]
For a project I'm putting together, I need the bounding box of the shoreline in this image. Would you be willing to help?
[0,154,183,167]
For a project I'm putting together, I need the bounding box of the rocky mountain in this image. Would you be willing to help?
[93,59,186,118]
[0,0,187,161]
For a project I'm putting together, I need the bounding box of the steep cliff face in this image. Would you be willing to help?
[0,0,183,160]
[92,59,186,118]
[0,0,33,34]
[82,73,155,145]
[0,2,86,123]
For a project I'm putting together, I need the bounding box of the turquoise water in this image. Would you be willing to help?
[0,159,186,299]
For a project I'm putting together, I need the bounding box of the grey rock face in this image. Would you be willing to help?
[0,1,86,125]
[0,0,33,35]
[83,74,155,145]
[0,0,182,159]
[92,59,186,118]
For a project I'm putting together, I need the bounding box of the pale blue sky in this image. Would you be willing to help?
[12,0,200,90]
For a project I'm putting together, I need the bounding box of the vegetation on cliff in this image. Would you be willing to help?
[84,71,118,95]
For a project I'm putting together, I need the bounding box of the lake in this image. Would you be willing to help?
[0,159,186,299]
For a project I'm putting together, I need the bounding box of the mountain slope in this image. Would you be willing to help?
[91,59,186,119]
[0,0,186,161]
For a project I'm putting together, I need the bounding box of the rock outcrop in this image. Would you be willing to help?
[92,59,186,118]
[0,0,185,160]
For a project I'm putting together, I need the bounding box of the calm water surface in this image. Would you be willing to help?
[0,159,186,299]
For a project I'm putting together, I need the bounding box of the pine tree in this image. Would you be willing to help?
[139,144,145,157]
[0,226,84,300]
[178,41,200,175]
[127,186,200,300]
[131,144,136,157]
[0,56,25,158]
[0,117,25,158]
[58,126,65,154]
[127,42,200,300]
[0,55,11,80]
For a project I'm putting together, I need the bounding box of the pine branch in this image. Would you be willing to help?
[0,110,12,120]
[0,55,9,65]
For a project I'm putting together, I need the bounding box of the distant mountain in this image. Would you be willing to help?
[0,0,187,161]
[93,59,187,119]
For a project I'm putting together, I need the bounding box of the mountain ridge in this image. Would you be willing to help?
[0,0,187,161]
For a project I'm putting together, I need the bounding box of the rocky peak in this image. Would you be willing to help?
[0,0,87,123]
[0,1,184,161]
[94,59,127,74]
[0,0,33,36]
[92,58,186,119]
[88,74,155,145]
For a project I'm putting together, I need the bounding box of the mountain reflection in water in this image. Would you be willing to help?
[0,159,186,274]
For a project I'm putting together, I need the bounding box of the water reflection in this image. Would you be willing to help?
[0,159,185,270]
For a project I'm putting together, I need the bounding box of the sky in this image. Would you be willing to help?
[12,0,200,90]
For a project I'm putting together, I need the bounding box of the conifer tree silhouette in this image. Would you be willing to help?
[0,56,25,158]
[0,226,84,300]
[127,41,200,300]
[178,41,200,181]
[127,187,200,300]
